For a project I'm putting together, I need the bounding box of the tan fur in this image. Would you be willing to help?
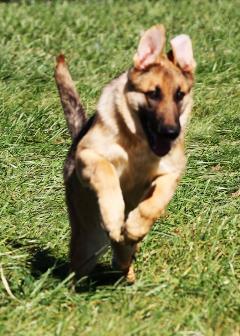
[56,25,196,283]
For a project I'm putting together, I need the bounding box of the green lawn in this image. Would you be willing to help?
[0,1,239,335]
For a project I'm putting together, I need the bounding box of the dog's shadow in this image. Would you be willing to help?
[30,248,124,292]
[8,239,124,292]
[30,248,69,280]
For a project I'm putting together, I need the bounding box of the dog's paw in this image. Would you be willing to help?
[124,227,145,243]
[108,229,124,243]
[111,258,136,284]
[126,265,136,284]
[124,208,151,243]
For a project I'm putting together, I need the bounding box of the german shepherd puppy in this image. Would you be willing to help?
[55,25,196,283]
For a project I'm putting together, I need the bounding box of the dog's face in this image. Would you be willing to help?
[126,25,196,156]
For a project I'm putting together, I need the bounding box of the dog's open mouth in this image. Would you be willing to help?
[139,109,180,157]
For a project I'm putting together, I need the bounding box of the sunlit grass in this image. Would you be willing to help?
[0,1,239,335]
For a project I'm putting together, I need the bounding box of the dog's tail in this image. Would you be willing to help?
[54,54,86,140]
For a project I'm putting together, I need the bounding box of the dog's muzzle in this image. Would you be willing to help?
[156,123,180,140]
[139,108,181,157]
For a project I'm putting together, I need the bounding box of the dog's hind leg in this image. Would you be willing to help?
[66,172,109,278]
[70,216,109,278]
[111,241,138,283]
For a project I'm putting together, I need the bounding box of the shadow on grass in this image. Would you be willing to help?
[0,0,19,3]
[30,248,69,281]
[7,239,124,292]
[75,264,124,293]
[30,248,124,292]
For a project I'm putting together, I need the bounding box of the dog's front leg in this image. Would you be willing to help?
[124,172,180,242]
[76,148,125,242]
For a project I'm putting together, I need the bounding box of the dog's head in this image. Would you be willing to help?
[126,25,196,156]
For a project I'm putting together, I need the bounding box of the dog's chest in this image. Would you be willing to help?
[116,140,185,212]
[117,146,159,208]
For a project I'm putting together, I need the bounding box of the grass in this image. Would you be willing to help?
[0,0,239,335]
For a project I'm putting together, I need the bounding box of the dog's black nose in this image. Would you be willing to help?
[159,124,180,139]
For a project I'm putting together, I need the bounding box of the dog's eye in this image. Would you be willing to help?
[175,88,185,102]
[146,87,162,100]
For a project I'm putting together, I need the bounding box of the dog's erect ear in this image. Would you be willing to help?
[133,25,166,70]
[170,34,196,73]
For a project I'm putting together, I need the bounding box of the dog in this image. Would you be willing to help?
[55,24,196,283]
